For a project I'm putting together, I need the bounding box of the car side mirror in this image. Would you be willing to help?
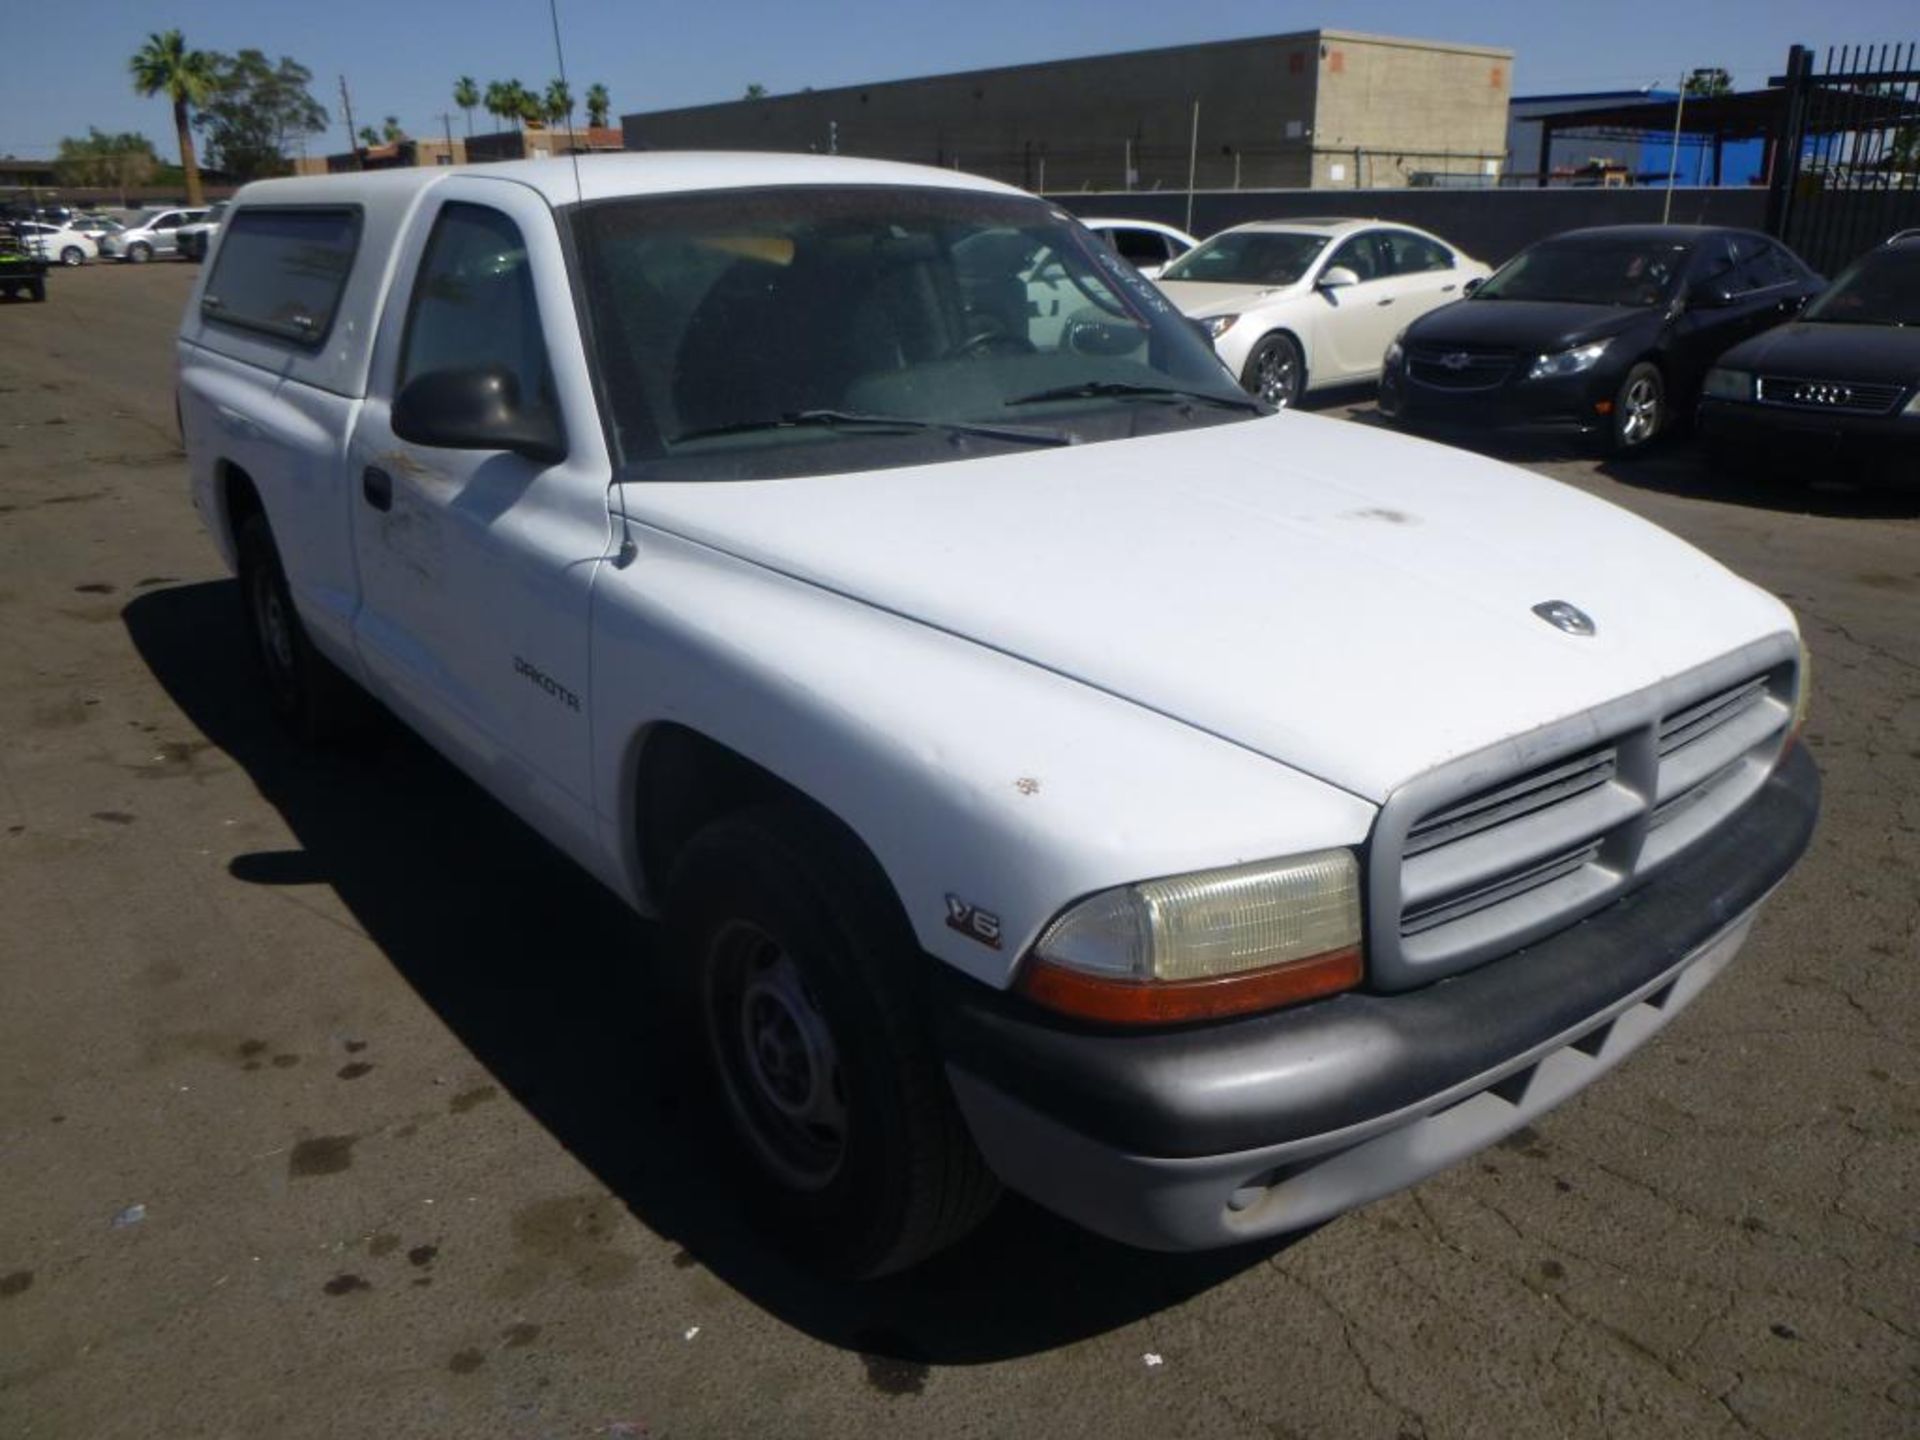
[1462,276,1483,296]
[1317,266,1360,290]
[393,365,566,465]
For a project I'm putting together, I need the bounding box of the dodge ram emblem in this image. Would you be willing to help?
[1532,600,1597,637]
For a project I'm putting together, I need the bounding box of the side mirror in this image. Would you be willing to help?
[1317,265,1360,290]
[1462,276,1483,296]
[393,365,566,464]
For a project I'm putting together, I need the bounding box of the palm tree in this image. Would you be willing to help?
[128,30,216,206]
[544,79,573,148]
[483,80,509,128]
[745,83,768,100]
[586,82,610,130]
[382,116,405,144]
[513,83,544,126]
[453,76,479,136]
[358,125,380,147]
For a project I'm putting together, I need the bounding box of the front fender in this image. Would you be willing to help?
[589,524,1375,987]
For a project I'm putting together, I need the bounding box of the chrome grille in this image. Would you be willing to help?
[1367,641,1799,990]
[1407,347,1514,391]
[1755,375,1905,415]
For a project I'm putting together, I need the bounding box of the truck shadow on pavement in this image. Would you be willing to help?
[124,580,1284,1365]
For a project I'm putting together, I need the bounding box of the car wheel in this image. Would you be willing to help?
[127,242,152,264]
[1610,362,1666,452]
[666,804,1000,1278]
[235,511,361,741]
[59,247,85,267]
[1241,333,1304,409]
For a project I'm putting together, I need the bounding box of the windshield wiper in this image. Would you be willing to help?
[1004,380,1263,411]
[673,408,1071,447]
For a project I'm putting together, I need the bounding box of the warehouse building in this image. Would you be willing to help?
[622,30,1514,191]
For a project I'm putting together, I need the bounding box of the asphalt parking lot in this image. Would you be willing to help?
[2,262,1915,1440]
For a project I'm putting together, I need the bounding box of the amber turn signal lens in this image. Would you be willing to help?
[1016,946,1363,1026]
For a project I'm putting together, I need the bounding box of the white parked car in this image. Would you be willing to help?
[100,207,209,263]
[1081,217,1199,278]
[12,220,97,266]
[177,155,1816,1275]
[1156,219,1492,406]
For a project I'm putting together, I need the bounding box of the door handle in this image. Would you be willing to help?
[362,466,393,512]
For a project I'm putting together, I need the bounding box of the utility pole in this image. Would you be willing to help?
[440,111,455,165]
[338,75,362,170]
[1662,71,1689,223]
[1185,100,1201,236]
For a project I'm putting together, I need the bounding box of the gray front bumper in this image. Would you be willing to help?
[938,743,1819,1251]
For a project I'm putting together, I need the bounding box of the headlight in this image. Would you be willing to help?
[1526,340,1611,381]
[1017,849,1363,1024]
[1903,385,1920,415]
[1384,330,1407,369]
[1201,314,1240,339]
[1792,633,1814,734]
[1704,367,1754,402]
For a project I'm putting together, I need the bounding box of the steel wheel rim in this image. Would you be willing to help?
[1253,344,1298,408]
[249,566,295,681]
[707,921,848,1191]
[1620,376,1660,445]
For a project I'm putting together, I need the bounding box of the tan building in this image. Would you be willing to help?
[622,30,1513,192]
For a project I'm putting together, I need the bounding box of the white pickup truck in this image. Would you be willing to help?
[177,155,1819,1277]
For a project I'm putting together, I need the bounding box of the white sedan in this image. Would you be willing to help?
[12,221,98,267]
[1156,219,1490,407]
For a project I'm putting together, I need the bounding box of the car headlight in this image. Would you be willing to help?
[1526,340,1611,381]
[1904,385,1920,416]
[1704,367,1754,402]
[1017,849,1363,1024]
[1384,330,1407,369]
[1792,633,1814,735]
[1201,314,1240,339]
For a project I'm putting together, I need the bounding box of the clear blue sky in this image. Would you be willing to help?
[0,0,1908,159]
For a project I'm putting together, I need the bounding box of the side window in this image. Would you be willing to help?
[1733,237,1800,291]
[1382,231,1453,275]
[400,203,555,427]
[1691,237,1738,289]
[201,206,361,346]
[154,214,180,231]
[1109,228,1170,265]
[1326,232,1384,282]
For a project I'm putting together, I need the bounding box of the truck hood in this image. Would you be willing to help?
[625,413,1791,803]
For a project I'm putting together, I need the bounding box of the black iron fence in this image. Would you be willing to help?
[1766,42,1920,276]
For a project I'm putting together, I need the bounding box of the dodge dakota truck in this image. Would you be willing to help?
[177,155,1818,1277]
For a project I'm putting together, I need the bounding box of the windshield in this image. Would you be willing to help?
[574,186,1256,479]
[1160,230,1329,287]
[1803,245,1920,326]
[1476,238,1689,307]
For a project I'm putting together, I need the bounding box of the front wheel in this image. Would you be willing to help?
[666,805,1000,1277]
[1609,362,1666,452]
[60,247,85,267]
[126,242,152,264]
[1240,333,1304,409]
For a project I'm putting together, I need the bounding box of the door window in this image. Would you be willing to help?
[400,203,557,427]
[1380,230,1454,275]
[1107,227,1171,265]
[1325,232,1386,282]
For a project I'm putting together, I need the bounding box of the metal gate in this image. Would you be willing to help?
[1766,42,1920,277]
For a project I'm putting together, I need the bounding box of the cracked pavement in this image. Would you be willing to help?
[2,265,1915,1438]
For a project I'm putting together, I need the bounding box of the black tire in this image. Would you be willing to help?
[127,242,152,264]
[665,804,1000,1278]
[1240,332,1304,409]
[28,279,45,303]
[1608,362,1666,453]
[60,247,85,267]
[235,511,361,741]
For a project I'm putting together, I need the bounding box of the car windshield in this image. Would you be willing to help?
[1475,238,1689,307]
[1159,230,1330,286]
[1802,245,1920,326]
[573,186,1258,480]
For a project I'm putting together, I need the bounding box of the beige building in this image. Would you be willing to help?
[622,30,1513,192]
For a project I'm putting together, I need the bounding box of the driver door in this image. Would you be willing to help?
[348,180,614,848]
[1315,231,1405,380]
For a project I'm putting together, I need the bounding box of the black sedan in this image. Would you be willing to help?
[1379,226,1822,452]
[1698,230,1919,463]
